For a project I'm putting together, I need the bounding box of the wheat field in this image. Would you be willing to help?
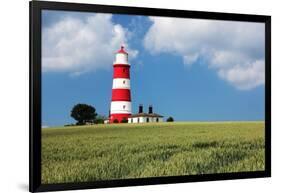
[41,122,265,184]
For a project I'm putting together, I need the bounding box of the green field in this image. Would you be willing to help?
[42,122,265,184]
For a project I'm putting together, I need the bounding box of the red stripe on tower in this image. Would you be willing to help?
[110,46,132,123]
[113,66,130,79]
[112,89,131,101]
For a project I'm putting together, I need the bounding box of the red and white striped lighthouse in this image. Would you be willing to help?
[109,46,132,123]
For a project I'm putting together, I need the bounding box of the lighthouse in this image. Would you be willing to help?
[109,46,132,123]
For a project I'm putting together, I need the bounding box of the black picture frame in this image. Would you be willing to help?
[30,1,271,192]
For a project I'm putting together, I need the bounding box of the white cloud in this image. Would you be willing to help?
[42,14,138,74]
[144,17,265,90]
[218,59,265,90]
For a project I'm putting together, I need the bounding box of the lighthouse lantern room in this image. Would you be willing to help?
[109,46,132,123]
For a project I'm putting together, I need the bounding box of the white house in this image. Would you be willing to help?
[128,105,163,123]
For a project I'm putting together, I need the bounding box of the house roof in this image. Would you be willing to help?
[129,113,163,118]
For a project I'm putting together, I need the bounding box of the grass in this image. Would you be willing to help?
[42,121,265,184]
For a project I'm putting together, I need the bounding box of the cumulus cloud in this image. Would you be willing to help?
[144,17,265,90]
[42,14,138,74]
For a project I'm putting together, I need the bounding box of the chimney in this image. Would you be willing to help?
[148,105,153,114]
[139,104,143,113]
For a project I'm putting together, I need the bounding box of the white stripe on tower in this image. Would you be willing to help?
[110,101,132,114]
[115,52,129,64]
[112,78,130,89]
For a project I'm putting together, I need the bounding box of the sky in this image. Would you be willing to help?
[42,10,265,127]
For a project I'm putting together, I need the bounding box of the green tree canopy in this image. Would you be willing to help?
[71,104,97,125]
[94,115,107,124]
[166,117,174,122]
[121,118,128,123]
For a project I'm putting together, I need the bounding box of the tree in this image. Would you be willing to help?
[71,104,97,125]
[121,118,128,123]
[94,115,107,124]
[166,116,174,122]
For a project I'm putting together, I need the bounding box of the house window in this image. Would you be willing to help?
[123,105,126,109]
[156,118,159,122]
[123,80,125,84]
[146,117,149,122]
[137,118,139,123]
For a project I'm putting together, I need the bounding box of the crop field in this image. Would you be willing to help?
[42,122,265,184]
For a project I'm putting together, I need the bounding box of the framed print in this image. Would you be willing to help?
[30,1,271,192]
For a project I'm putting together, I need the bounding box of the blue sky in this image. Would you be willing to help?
[42,10,265,127]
